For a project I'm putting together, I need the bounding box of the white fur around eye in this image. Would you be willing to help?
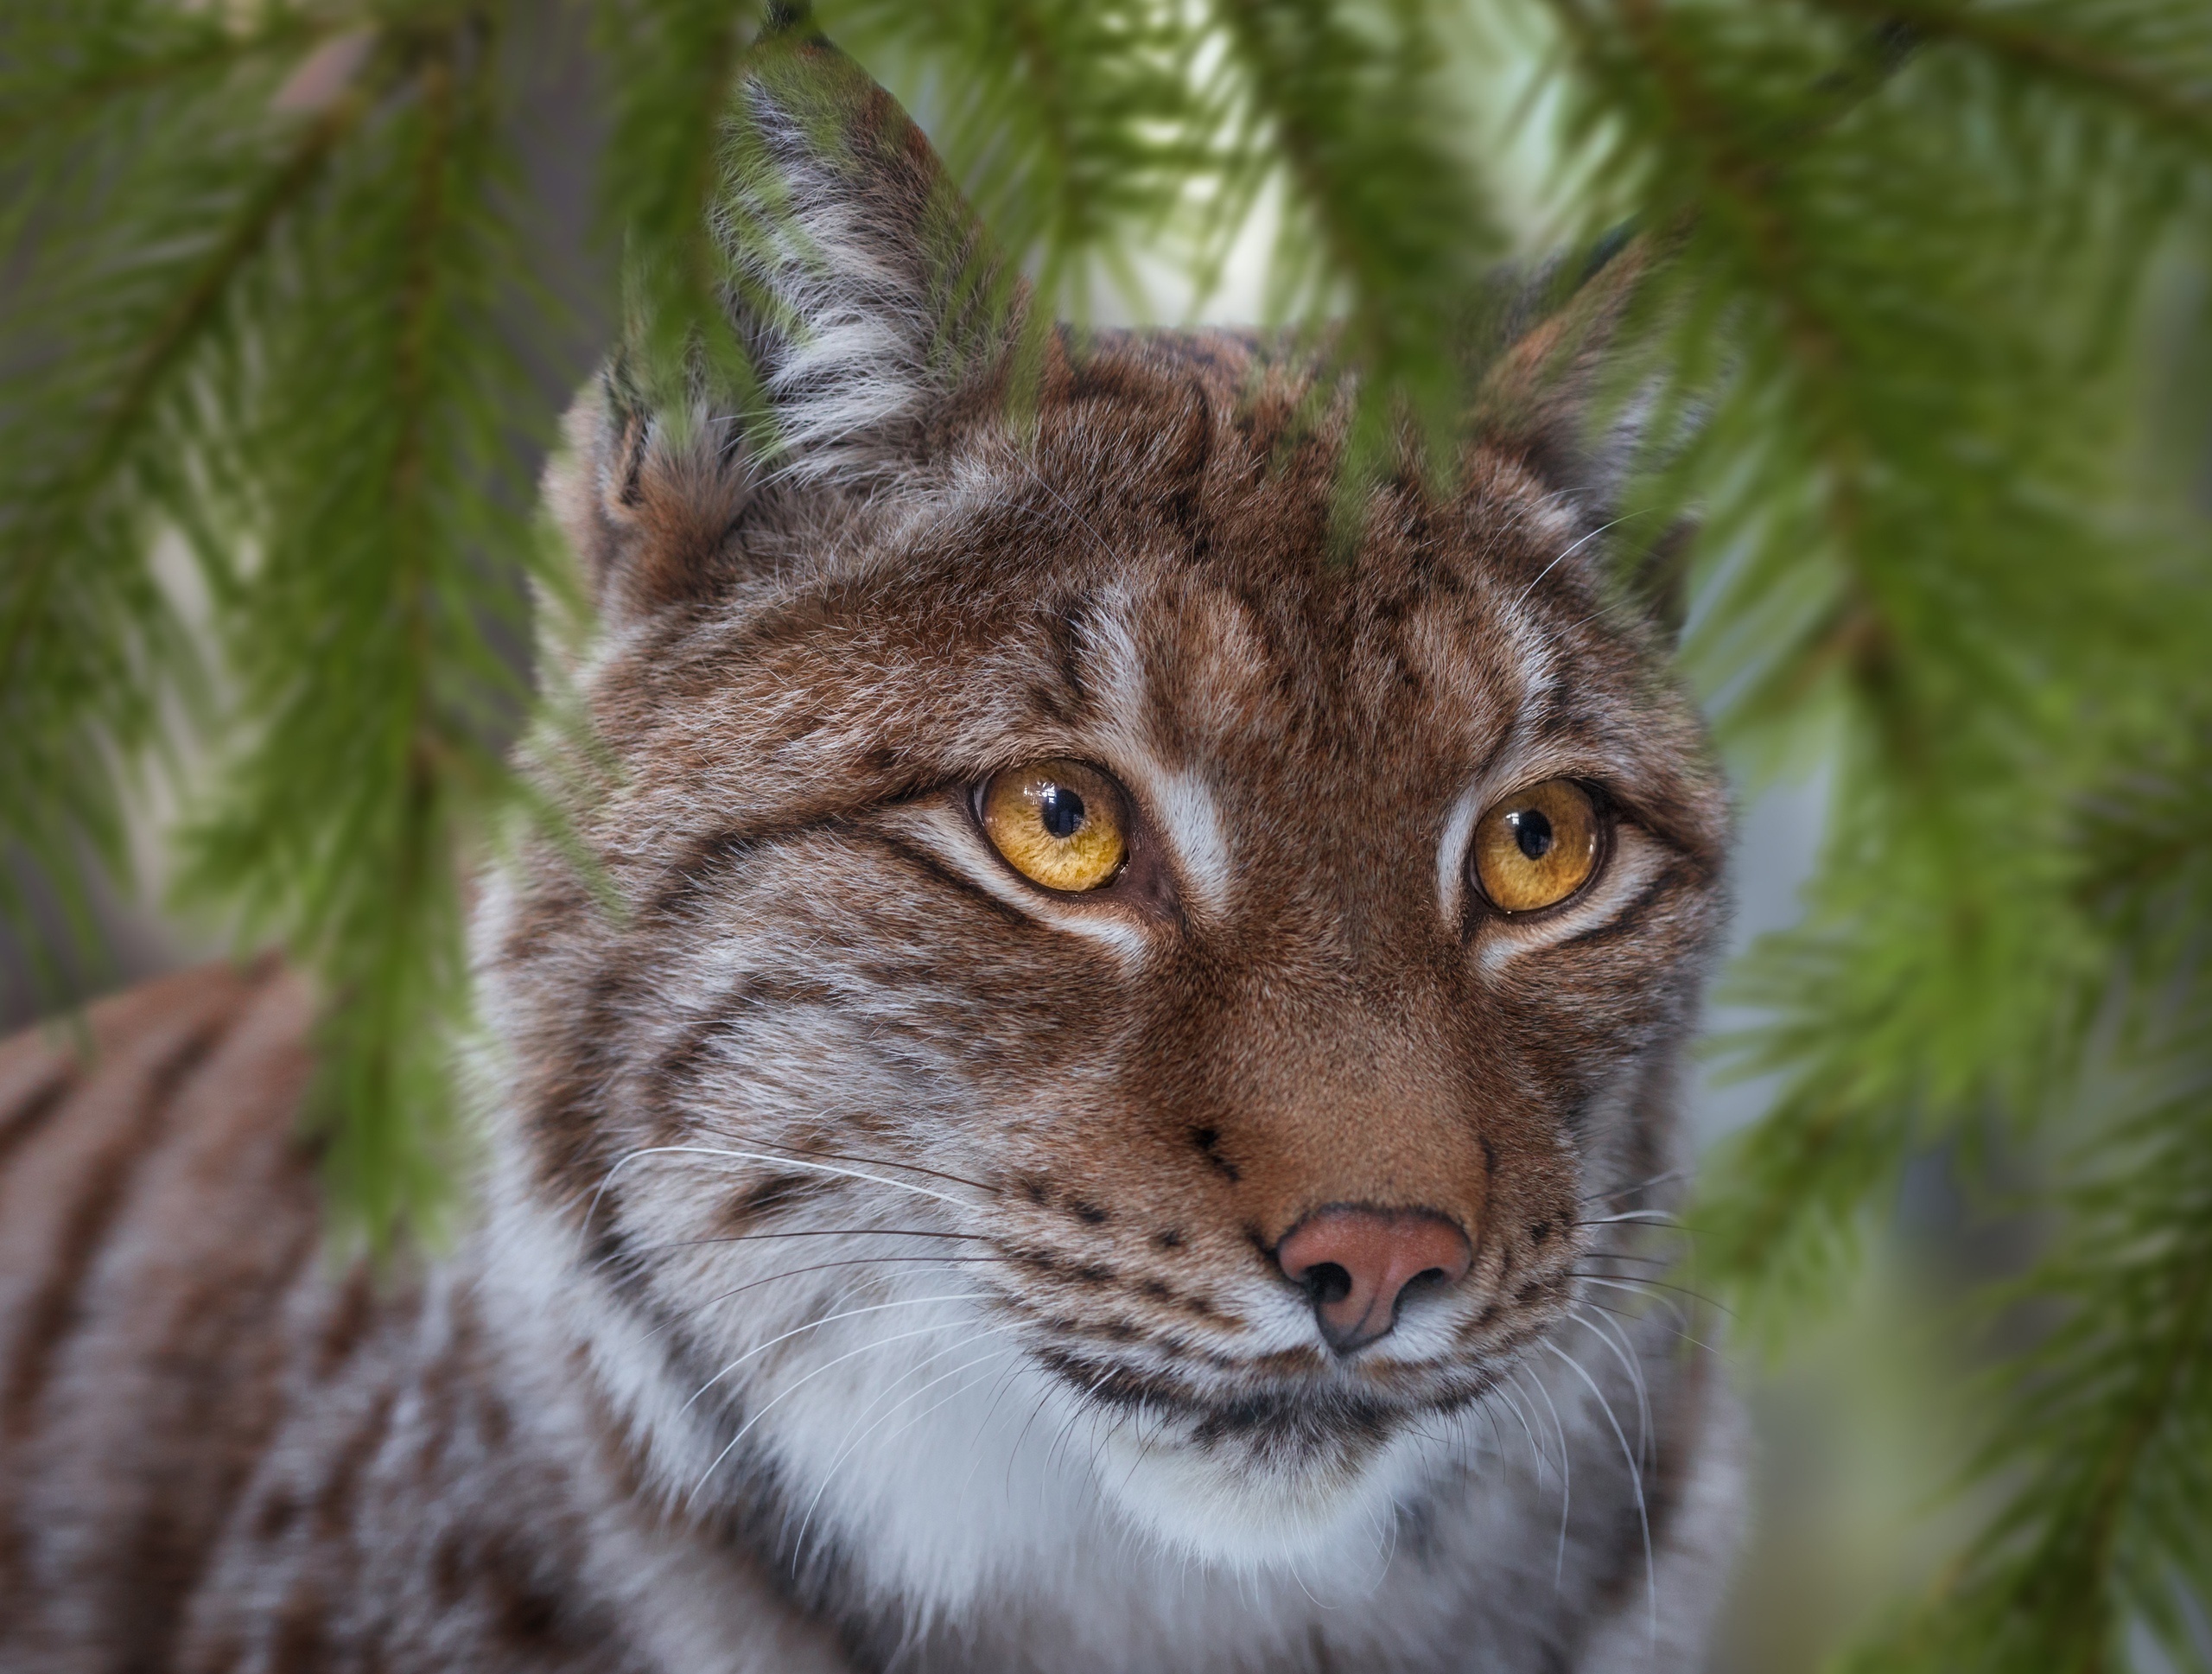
[1143,766,1232,917]
[1435,777,1491,924]
[1475,822,1666,972]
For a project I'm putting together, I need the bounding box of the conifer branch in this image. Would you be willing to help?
[594,0,764,410]
[0,10,326,149]
[4,3,2211,1652]
[1844,1076,2212,1671]
[1,95,359,682]
[1809,0,2212,147]
[1001,3,1100,271]
[1211,0,1504,493]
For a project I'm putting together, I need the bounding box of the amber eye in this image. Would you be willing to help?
[1471,779,1604,913]
[979,759,1129,893]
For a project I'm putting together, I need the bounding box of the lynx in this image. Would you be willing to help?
[0,40,1741,1673]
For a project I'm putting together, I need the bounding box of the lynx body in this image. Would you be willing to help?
[0,43,1741,1673]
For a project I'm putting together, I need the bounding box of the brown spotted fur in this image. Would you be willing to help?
[0,39,1741,1673]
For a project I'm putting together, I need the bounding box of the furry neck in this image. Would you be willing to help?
[474,1150,1650,1674]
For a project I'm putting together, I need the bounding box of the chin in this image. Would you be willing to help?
[1090,1410,1445,1574]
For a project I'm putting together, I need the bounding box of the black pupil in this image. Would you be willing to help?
[1510,808,1554,861]
[1039,784,1086,839]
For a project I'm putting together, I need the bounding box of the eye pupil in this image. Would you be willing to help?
[1039,785,1086,839]
[1510,809,1554,860]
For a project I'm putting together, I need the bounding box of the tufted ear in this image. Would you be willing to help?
[547,35,1014,623]
[1473,235,1699,636]
[1473,236,1662,518]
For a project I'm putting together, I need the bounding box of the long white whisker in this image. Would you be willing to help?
[592,1146,975,1229]
[958,1358,1035,1500]
[652,1256,1001,1340]
[595,1225,989,1271]
[1511,510,1651,610]
[1014,446,1122,568]
[685,1311,992,1507]
[879,1352,1021,1453]
[1494,1379,1552,1487]
[1008,1388,1056,1511]
[1112,1400,1168,1500]
[1009,1348,1121,1507]
[1474,1388,1508,1472]
[1574,1274,1701,1337]
[1579,1166,1690,1205]
[1374,1493,1402,1594]
[687,1128,1001,1197]
[791,1337,1020,1564]
[1044,1360,1125,1482]
[1574,1210,1683,1229]
[1546,1340,1655,1647]
[1573,1268,1732,1320]
[1577,1287,1704,1346]
[1517,1364,1574,1589]
[1579,1296,1723,1366]
[1046,1363,1119,1479]
[1573,1305,1654,1474]
[681,1291,990,1416]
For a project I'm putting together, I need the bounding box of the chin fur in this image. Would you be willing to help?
[1086,1410,1456,1575]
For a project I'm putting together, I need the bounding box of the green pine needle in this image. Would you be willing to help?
[3,0,2210,1654]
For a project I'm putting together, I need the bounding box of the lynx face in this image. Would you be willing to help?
[478,46,1725,1607]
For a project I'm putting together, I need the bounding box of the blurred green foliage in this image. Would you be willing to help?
[3,1,2209,1665]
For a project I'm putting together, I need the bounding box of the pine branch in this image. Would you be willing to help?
[824,0,1202,321]
[0,7,326,150]
[3,15,2210,1658]
[1550,0,2212,1343]
[0,29,365,995]
[172,4,556,1246]
[593,0,766,412]
[1211,0,1509,474]
[2,98,357,678]
[1844,1085,2212,1672]
[1808,0,2212,148]
[1548,0,1902,707]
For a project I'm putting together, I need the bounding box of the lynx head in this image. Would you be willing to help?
[478,36,1726,1622]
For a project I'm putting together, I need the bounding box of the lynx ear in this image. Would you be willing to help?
[550,36,1011,621]
[1475,236,1697,636]
[1475,235,1661,519]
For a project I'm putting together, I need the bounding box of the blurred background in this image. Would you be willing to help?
[5,3,2209,1667]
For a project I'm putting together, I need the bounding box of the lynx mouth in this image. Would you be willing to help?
[1069,1365,1492,1570]
[1033,1344,1495,1451]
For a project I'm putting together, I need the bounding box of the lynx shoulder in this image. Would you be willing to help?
[0,40,1742,1674]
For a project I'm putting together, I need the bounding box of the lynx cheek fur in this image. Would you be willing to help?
[0,42,1743,1674]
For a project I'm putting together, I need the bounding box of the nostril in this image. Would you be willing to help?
[1305,1262,1353,1307]
[1274,1206,1476,1355]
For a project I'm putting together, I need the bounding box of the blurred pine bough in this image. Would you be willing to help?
[3,0,2209,1666]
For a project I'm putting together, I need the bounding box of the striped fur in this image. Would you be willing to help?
[0,41,1742,1673]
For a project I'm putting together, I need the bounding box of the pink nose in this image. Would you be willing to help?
[1275,1207,1474,1354]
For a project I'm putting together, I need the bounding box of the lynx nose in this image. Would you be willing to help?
[1275,1207,1474,1355]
